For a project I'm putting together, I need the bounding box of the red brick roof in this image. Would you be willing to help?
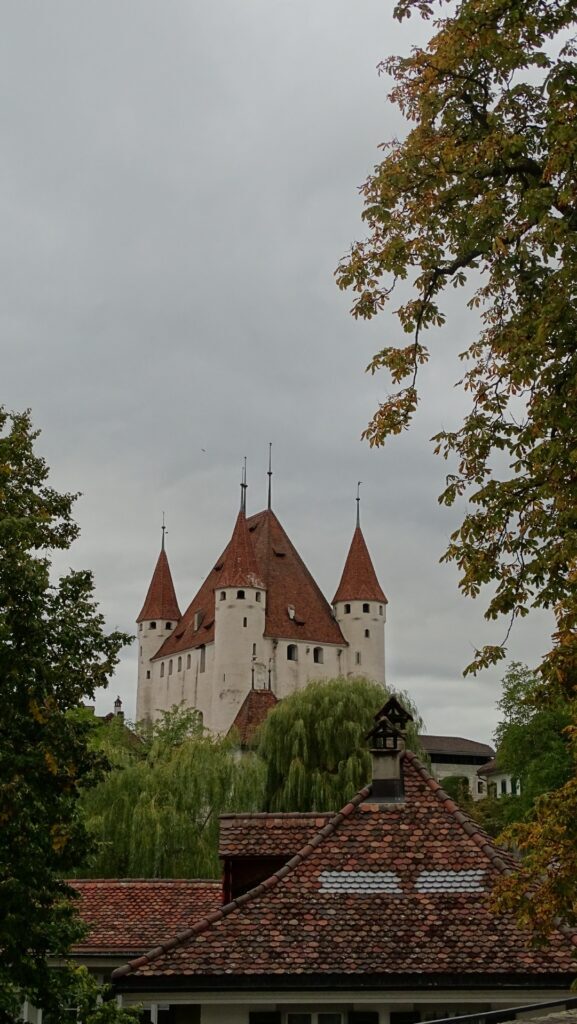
[155,509,345,658]
[218,511,264,589]
[71,880,221,955]
[420,735,495,758]
[112,752,576,983]
[332,525,387,604]
[219,811,331,858]
[228,688,278,747]
[137,549,181,624]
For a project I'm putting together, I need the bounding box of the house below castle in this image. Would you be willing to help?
[136,486,388,734]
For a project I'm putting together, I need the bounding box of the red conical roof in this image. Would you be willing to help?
[137,548,181,623]
[332,525,387,604]
[218,511,264,589]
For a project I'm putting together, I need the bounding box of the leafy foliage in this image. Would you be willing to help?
[0,409,132,1020]
[336,0,577,687]
[257,677,424,811]
[74,705,266,878]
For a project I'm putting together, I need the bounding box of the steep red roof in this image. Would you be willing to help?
[155,509,345,658]
[71,880,221,955]
[137,549,181,623]
[332,525,387,604]
[112,752,576,983]
[228,688,278,747]
[218,510,264,589]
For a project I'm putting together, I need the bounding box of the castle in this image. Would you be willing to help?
[136,481,387,734]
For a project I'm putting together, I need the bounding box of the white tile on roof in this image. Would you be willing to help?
[319,870,402,894]
[414,869,486,893]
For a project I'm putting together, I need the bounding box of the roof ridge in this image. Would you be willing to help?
[403,749,516,875]
[111,784,371,981]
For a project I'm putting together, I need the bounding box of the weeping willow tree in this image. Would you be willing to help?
[257,677,424,812]
[73,705,266,878]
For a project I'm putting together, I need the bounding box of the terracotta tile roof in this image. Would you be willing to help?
[420,735,495,758]
[156,509,345,658]
[137,549,181,623]
[227,688,278,747]
[332,525,387,604]
[112,752,576,983]
[219,811,330,858]
[71,880,221,955]
[218,511,264,589]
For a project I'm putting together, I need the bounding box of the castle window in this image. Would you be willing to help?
[177,656,182,671]
[379,605,383,615]
[199,646,206,673]
[160,662,165,678]
[146,670,150,679]
[364,629,370,638]
[287,644,298,662]
[313,647,323,664]
[186,654,191,669]
[355,651,361,665]
[252,643,257,657]
[243,617,248,627]
[139,623,142,631]
[139,646,142,657]
[344,604,351,614]
[165,622,172,630]
[255,591,261,602]
[149,621,157,630]
[363,603,370,613]
[193,611,204,631]
[237,590,245,600]
[220,591,226,601]
[168,659,173,675]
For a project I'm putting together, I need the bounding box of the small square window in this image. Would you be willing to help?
[220,591,226,601]
[363,603,370,613]
[149,621,157,630]
[165,622,172,630]
[237,589,245,600]
[344,604,351,614]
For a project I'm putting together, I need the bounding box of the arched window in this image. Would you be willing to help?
[237,590,245,600]
[243,617,248,627]
[220,591,226,601]
[149,621,157,630]
[344,604,351,614]
[364,629,370,639]
[255,591,261,602]
[165,622,172,630]
[186,653,191,669]
[313,647,323,664]
[177,656,182,672]
[363,603,370,613]
[160,662,165,678]
[168,659,173,675]
[199,646,206,673]
[287,644,298,662]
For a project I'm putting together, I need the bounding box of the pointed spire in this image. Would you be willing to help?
[332,511,387,605]
[240,457,248,514]
[161,511,166,551]
[267,443,273,511]
[137,539,181,623]
[356,481,361,529]
[219,509,264,589]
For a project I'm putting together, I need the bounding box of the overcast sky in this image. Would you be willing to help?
[1,1,553,745]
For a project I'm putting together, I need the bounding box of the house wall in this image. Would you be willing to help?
[431,760,487,801]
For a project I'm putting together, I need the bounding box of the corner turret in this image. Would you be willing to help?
[136,536,181,722]
[332,501,387,684]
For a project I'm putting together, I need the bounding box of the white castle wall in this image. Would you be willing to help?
[136,617,178,722]
[334,599,386,684]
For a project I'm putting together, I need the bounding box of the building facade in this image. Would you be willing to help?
[136,498,388,734]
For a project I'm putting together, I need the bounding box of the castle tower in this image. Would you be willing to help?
[212,504,267,733]
[332,502,387,684]
[136,533,181,723]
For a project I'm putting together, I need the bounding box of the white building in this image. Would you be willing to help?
[136,490,388,734]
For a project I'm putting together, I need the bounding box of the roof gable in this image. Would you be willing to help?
[228,688,278,747]
[333,525,387,604]
[113,752,576,982]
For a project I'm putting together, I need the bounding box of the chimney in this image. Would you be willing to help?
[366,696,413,803]
[113,696,124,720]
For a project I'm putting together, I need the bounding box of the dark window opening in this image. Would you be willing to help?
[146,670,150,679]
[501,778,507,795]
[220,591,226,601]
[168,659,173,675]
[355,651,361,665]
[249,1014,281,1024]
[177,656,182,671]
[186,654,191,669]
[313,646,323,664]
[363,603,370,613]
[149,621,156,630]
[199,646,206,673]
[237,590,245,599]
[379,605,383,615]
[160,662,165,678]
[287,644,298,662]
[364,629,370,638]
[255,591,261,602]
[165,622,172,630]
[139,623,142,632]
[344,603,351,614]
[243,617,248,627]
[252,643,257,656]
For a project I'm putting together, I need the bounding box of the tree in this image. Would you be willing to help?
[336,0,577,690]
[0,409,133,1021]
[75,705,266,878]
[257,677,424,812]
